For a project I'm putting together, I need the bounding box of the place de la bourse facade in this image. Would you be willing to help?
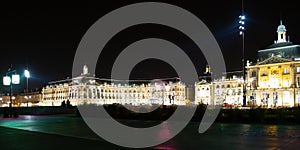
[246,21,300,108]
[1,20,300,108]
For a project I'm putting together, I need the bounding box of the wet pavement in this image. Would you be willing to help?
[1,115,300,149]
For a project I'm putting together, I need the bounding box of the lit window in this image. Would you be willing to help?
[297,77,300,87]
[284,68,289,74]
[238,89,242,95]
[261,70,267,76]
[297,67,300,73]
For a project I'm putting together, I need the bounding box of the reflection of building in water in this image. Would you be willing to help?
[246,20,300,107]
[41,65,186,106]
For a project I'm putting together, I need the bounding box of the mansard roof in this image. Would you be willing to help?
[266,42,294,49]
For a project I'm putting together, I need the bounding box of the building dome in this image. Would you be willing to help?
[277,20,286,33]
[276,20,287,43]
[277,24,286,32]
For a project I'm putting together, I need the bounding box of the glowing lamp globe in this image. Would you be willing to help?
[12,74,20,84]
[3,76,11,86]
[24,70,30,78]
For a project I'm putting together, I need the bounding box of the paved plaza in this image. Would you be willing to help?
[1,115,300,149]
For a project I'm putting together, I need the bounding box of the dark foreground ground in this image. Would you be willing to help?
[1,115,300,150]
[2,104,300,124]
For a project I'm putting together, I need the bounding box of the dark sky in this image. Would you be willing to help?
[0,0,299,93]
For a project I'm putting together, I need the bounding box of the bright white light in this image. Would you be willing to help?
[249,78,254,82]
[239,31,243,35]
[3,76,11,85]
[239,15,245,20]
[155,83,161,91]
[12,74,20,84]
[0,97,3,101]
[165,85,171,91]
[24,70,30,78]
[12,96,15,100]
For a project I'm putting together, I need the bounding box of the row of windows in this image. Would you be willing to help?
[44,94,152,100]
[215,84,242,89]
[251,67,300,77]
[215,89,242,95]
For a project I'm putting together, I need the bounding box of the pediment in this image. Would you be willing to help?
[256,56,291,65]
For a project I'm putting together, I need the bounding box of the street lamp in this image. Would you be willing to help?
[24,69,30,107]
[3,65,20,117]
[239,0,247,107]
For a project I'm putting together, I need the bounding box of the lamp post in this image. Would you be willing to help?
[3,65,20,118]
[24,69,30,107]
[239,0,246,106]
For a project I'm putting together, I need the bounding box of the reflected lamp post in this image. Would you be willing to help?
[3,65,20,117]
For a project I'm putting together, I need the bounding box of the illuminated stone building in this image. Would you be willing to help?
[6,22,300,108]
[213,75,244,106]
[0,92,41,107]
[246,21,300,107]
[195,81,213,105]
[195,66,244,106]
[41,65,186,106]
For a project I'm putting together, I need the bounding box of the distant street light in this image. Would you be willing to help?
[3,65,20,117]
[24,69,30,107]
[24,70,30,78]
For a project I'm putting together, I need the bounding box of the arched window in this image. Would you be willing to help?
[283,68,289,74]
[251,71,257,77]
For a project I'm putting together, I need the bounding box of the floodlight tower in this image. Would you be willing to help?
[239,0,246,106]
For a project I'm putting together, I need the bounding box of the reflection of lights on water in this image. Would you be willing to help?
[158,121,171,140]
[153,146,178,150]
[263,125,278,136]
[154,121,179,150]
[24,115,34,120]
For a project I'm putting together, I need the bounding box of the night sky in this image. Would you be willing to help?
[1,0,299,93]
